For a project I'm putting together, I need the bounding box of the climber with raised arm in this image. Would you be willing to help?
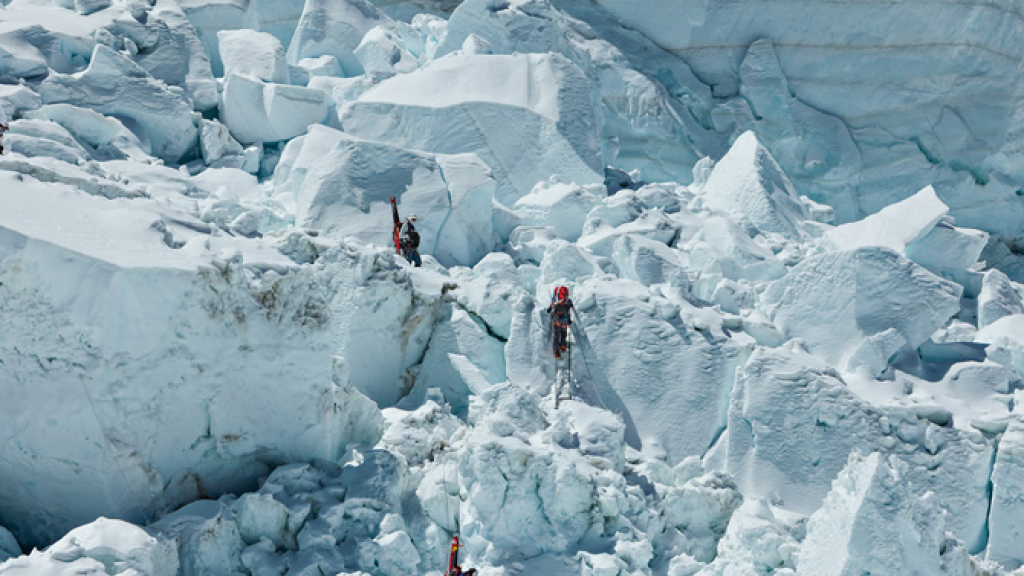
[390,196,422,267]
[547,286,574,359]
[445,536,477,576]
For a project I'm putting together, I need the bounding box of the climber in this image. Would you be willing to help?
[390,196,422,267]
[445,536,478,576]
[0,123,8,155]
[547,286,574,359]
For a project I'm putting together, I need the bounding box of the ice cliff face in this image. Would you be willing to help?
[576,0,1024,234]
[3,0,1024,575]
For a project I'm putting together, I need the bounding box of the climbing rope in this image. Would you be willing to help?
[441,443,460,535]
[569,308,616,415]
[567,326,573,401]
[76,374,140,512]
[571,307,595,383]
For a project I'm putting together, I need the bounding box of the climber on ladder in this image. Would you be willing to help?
[547,286,574,359]
[445,536,478,576]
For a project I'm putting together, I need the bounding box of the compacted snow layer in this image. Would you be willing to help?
[4,0,1024,574]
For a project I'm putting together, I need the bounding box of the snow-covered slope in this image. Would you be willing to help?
[3,0,1024,575]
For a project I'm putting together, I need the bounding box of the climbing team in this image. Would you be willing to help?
[0,123,8,155]
[390,196,421,267]
[547,285,574,359]
[385,199,577,362]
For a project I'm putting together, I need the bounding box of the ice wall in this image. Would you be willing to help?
[337,52,604,207]
[0,172,449,546]
[572,0,1024,237]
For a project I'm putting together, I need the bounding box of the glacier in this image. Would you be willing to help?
[3,0,1024,575]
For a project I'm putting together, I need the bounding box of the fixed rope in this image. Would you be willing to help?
[569,309,616,415]
[442,445,460,535]
[76,374,140,514]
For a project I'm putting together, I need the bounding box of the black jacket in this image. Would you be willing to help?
[399,220,420,248]
[547,299,573,326]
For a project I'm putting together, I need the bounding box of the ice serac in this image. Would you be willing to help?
[796,452,944,576]
[199,119,245,167]
[0,3,123,78]
[338,53,603,207]
[436,0,572,57]
[272,125,496,267]
[176,0,249,78]
[286,0,391,76]
[0,0,215,111]
[179,0,306,77]
[714,348,991,550]
[1,118,91,164]
[514,180,606,242]
[0,174,429,546]
[987,422,1024,570]
[24,104,154,162]
[761,247,962,376]
[0,85,41,121]
[407,304,506,416]
[611,234,689,290]
[0,518,178,576]
[695,499,798,575]
[701,131,809,239]
[217,29,288,83]
[120,0,219,112]
[686,215,785,306]
[977,314,1024,385]
[219,74,328,144]
[441,0,725,185]
[977,269,1024,329]
[737,39,861,220]
[450,253,530,341]
[354,26,418,79]
[905,221,988,281]
[149,500,245,576]
[147,457,407,576]
[824,186,948,253]
[38,44,198,162]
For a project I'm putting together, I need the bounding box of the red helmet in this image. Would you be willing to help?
[554,286,568,302]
